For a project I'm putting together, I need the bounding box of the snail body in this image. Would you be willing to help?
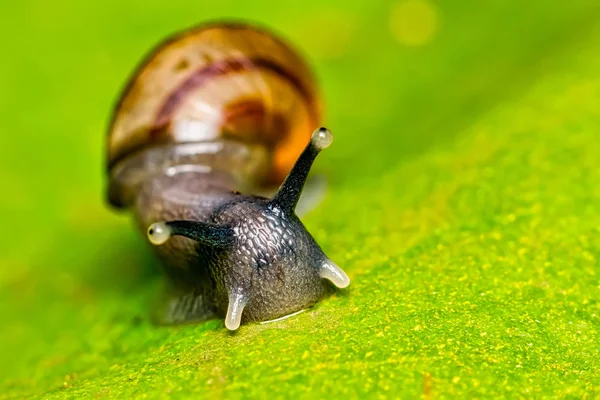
[106,22,349,330]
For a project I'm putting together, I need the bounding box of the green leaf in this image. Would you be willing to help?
[2,1,600,398]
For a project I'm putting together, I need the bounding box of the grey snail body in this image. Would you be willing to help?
[106,22,349,330]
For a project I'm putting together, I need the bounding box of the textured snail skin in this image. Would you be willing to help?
[137,179,331,326]
[106,22,348,330]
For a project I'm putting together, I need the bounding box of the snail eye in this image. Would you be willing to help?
[313,127,333,150]
[147,222,172,245]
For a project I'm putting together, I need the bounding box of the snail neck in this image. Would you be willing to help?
[107,139,270,209]
[132,167,239,227]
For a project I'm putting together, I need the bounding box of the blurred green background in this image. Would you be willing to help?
[2,0,600,398]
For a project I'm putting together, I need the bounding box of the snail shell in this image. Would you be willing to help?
[107,22,322,208]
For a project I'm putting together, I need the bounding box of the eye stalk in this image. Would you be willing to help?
[270,127,333,215]
[147,221,233,247]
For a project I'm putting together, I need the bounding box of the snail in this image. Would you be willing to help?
[105,22,350,331]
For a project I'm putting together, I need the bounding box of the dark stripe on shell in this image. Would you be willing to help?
[152,56,317,131]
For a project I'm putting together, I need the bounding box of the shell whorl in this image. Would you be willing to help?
[106,22,322,208]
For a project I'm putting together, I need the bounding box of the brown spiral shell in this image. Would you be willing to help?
[106,22,322,207]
